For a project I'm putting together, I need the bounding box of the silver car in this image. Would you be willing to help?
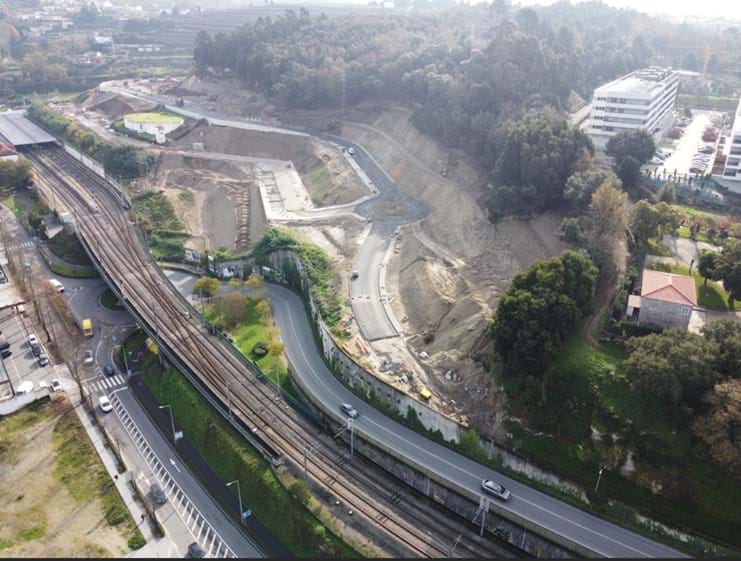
[341,403,359,419]
[481,479,511,501]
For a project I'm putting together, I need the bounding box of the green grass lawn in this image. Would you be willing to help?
[124,111,183,124]
[206,296,289,388]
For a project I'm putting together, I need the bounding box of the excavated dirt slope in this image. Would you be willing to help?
[82,90,158,120]
[174,125,367,206]
[142,153,265,252]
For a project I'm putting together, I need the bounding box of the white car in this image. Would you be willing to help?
[347,147,356,156]
[83,350,94,365]
[341,403,359,419]
[481,479,511,501]
[50,379,62,392]
[99,395,113,413]
[49,279,64,293]
[649,157,664,165]
[28,334,38,347]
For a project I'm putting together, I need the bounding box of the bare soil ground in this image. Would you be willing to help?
[82,90,158,121]
[0,399,131,557]
[174,124,367,207]
[141,153,265,252]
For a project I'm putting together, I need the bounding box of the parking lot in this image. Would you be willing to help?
[655,110,724,177]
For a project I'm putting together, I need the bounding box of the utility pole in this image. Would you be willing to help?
[159,404,177,444]
[347,417,354,456]
[227,480,243,524]
[226,379,232,420]
[595,466,605,494]
[472,495,491,537]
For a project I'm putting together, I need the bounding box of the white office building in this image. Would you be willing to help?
[586,67,679,149]
[718,95,741,189]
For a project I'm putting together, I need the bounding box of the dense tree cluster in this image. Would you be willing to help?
[624,319,741,473]
[491,111,593,213]
[491,250,598,374]
[0,158,33,192]
[194,4,653,189]
[628,200,678,244]
[697,240,741,306]
[27,102,155,180]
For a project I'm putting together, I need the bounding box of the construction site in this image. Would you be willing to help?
[68,77,568,441]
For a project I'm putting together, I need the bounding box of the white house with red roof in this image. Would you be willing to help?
[626,269,698,330]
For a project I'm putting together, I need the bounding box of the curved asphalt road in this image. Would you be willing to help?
[102,83,684,557]
[269,285,684,558]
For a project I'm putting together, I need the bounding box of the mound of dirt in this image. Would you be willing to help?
[83,91,157,120]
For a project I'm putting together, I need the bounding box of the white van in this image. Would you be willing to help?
[49,279,64,293]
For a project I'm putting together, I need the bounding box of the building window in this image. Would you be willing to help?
[680,306,690,316]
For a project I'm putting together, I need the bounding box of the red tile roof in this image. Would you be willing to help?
[641,269,697,307]
[0,143,17,157]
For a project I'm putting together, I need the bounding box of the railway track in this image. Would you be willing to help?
[24,144,517,559]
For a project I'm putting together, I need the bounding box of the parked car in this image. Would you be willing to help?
[1,349,12,359]
[481,479,511,501]
[0,337,9,352]
[28,334,38,346]
[49,279,64,293]
[83,350,94,365]
[347,147,356,156]
[30,342,41,357]
[341,403,359,419]
[150,483,167,505]
[51,379,62,392]
[350,271,360,280]
[649,157,664,165]
[37,352,49,367]
[699,146,715,155]
[99,395,113,413]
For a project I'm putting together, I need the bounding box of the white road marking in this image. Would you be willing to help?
[280,293,652,558]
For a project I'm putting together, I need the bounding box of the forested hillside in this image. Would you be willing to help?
[193,3,657,170]
[193,1,741,190]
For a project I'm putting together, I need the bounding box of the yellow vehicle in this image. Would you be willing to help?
[419,389,432,401]
[82,318,94,338]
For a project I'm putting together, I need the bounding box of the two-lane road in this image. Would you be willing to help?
[269,284,685,558]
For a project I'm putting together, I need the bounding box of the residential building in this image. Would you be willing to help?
[717,94,741,188]
[626,269,697,330]
[586,66,679,149]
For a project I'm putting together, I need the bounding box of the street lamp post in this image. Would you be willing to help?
[227,480,243,524]
[159,404,177,444]
[595,466,605,494]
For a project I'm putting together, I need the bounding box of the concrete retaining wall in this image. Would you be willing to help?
[263,249,463,442]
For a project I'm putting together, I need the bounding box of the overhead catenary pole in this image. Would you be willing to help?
[159,404,177,444]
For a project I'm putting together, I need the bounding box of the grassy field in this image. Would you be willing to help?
[0,400,143,556]
[124,112,183,124]
[140,361,356,558]
[206,296,289,388]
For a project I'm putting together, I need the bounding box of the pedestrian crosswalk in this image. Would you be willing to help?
[5,240,35,251]
[57,377,78,391]
[83,374,126,395]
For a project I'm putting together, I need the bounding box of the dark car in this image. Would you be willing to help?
[150,483,167,506]
[185,542,205,558]
[0,338,9,352]
[1,349,12,359]
[103,364,115,377]
[30,342,41,357]
[481,479,511,501]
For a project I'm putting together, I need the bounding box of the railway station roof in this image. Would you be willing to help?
[0,111,55,146]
